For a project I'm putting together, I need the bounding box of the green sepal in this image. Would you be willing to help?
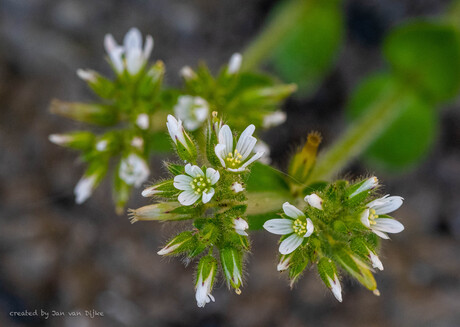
[159,231,196,256]
[137,61,165,98]
[317,257,338,288]
[334,249,377,290]
[50,100,119,126]
[165,162,185,176]
[195,255,217,288]
[288,250,309,287]
[219,247,243,290]
[85,72,116,99]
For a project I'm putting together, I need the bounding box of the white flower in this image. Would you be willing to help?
[263,202,314,255]
[131,137,144,150]
[360,195,404,239]
[174,95,209,131]
[228,53,242,74]
[369,251,384,271]
[304,194,323,210]
[104,27,153,75]
[96,139,108,151]
[230,182,245,193]
[49,134,72,146]
[328,274,342,302]
[349,176,379,198]
[119,154,150,187]
[233,217,249,236]
[173,164,220,206]
[136,113,150,130]
[76,69,97,83]
[263,111,286,128]
[195,271,215,308]
[74,175,97,204]
[214,124,264,172]
[254,141,271,164]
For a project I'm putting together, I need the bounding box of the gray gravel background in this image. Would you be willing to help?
[1,0,459,326]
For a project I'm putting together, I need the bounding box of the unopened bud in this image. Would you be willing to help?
[349,176,379,198]
[220,247,243,291]
[50,100,118,126]
[128,201,189,223]
[49,131,94,150]
[195,256,217,307]
[304,193,323,210]
[157,231,195,256]
[141,180,175,197]
[180,66,197,80]
[166,115,197,163]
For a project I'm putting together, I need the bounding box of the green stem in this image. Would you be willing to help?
[241,0,311,71]
[307,89,405,183]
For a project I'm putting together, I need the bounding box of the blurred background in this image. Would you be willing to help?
[1,0,460,326]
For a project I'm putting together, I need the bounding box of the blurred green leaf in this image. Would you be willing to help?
[246,162,290,192]
[270,0,343,95]
[384,21,460,103]
[347,73,438,170]
[248,211,279,230]
[148,132,172,153]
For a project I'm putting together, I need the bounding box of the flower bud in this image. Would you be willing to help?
[233,217,249,236]
[49,131,95,151]
[136,113,150,130]
[348,176,379,198]
[334,249,376,291]
[180,66,197,80]
[220,247,243,292]
[76,69,115,98]
[166,115,197,163]
[157,231,195,256]
[141,180,176,197]
[50,100,119,126]
[277,253,294,272]
[317,257,342,302]
[304,193,323,210]
[288,131,322,184]
[74,161,108,204]
[227,53,242,75]
[128,202,191,223]
[230,182,245,193]
[195,256,217,307]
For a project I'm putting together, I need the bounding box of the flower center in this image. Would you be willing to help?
[190,176,212,195]
[369,208,378,225]
[293,218,307,236]
[225,149,243,168]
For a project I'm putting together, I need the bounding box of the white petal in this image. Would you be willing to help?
[143,35,154,59]
[202,188,215,204]
[360,209,371,228]
[236,229,248,236]
[77,69,97,83]
[279,234,303,255]
[373,218,404,233]
[228,53,242,74]
[190,165,204,177]
[166,115,179,144]
[136,113,149,130]
[236,124,256,159]
[282,202,305,219]
[218,125,233,155]
[206,168,220,185]
[108,47,124,73]
[372,196,404,215]
[328,275,342,302]
[304,218,314,237]
[349,176,378,198]
[123,27,142,52]
[263,219,293,235]
[104,34,118,54]
[369,252,384,271]
[240,151,264,169]
[178,190,200,206]
[173,174,193,190]
[230,182,244,193]
[126,47,144,75]
[372,230,390,239]
[184,163,193,176]
[74,175,97,204]
[214,144,227,168]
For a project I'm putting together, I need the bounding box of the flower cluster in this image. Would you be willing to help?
[49,27,293,213]
[130,114,264,307]
[264,176,404,302]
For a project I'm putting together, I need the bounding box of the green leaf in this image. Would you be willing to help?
[247,211,279,231]
[347,73,438,170]
[384,21,460,103]
[270,0,343,95]
[246,162,290,192]
[147,132,173,153]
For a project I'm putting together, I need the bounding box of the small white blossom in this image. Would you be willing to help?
[263,202,314,255]
[215,124,264,172]
[104,27,153,75]
[136,113,150,130]
[305,194,323,210]
[349,176,379,198]
[369,251,384,271]
[131,137,144,150]
[263,111,286,128]
[96,139,108,151]
[119,154,150,187]
[360,195,404,239]
[233,217,249,236]
[76,69,97,83]
[228,53,242,74]
[328,274,342,302]
[173,164,220,206]
[230,182,245,193]
[174,95,209,131]
[74,175,97,204]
